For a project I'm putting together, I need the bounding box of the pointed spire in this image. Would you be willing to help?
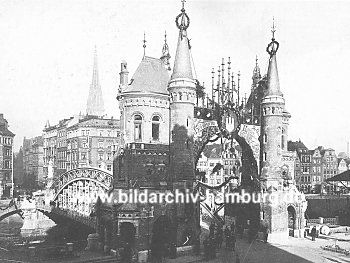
[252,55,261,87]
[45,120,50,129]
[171,1,193,80]
[161,31,171,71]
[265,19,282,97]
[86,46,105,117]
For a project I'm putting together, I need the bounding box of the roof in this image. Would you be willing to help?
[326,170,350,182]
[202,144,222,159]
[123,56,169,95]
[171,30,193,80]
[0,125,15,137]
[265,53,283,97]
[287,140,308,152]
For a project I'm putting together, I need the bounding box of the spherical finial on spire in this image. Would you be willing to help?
[266,18,279,57]
[176,0,190,33]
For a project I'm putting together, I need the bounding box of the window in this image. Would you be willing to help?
[264,134,267,143]
[264,152,267,161]
[134,115,142,141]
[107,165,112,171]
[281,129,285,150]
[152,116,160,141]
[99,153,103,160]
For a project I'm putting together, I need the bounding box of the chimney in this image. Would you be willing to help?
[119,61,129,86]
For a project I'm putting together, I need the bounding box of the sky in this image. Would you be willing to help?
[1,0,350,154]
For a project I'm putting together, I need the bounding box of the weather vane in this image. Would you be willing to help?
[266,17,279,57]
[143,32,147,57]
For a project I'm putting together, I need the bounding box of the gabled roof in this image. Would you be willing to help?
[287,140,308,152]
[123,56,169,95]
[0,125,15,137]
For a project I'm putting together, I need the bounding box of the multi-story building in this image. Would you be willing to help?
[42,49,120,180]
[0,114,15,198]
[66,116,119,171]
[23,136,44,188]
[321,147,338,192]
[288,140,312,193]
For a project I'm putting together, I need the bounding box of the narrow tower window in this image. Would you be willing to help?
[281,128,285,150]
[264,133,267,143]
[134,114,142,141]
[152,115,160,141]
[179,92,182,101]
[264,152,267,161]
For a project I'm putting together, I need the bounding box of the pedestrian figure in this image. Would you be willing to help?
[216,225,223,249]
[231,231,236,251]
[311,226,316,241]
[209,223,215,239]
[235,253,240,263]
[209,236,216,259]
[203,236,210,260]
[263,225,268,243]
[224,226,231,248]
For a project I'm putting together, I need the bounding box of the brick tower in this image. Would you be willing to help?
[260,22,307,238]
[168,2,197,184]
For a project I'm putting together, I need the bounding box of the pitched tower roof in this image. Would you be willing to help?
[86,47,105,117]
[265,21,283,97]
[171,2,193,80]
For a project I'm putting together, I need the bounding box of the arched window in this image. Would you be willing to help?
[152,115,160,141]
[179,92,182,101]
[281,128,285,150]
[134,115,142,141]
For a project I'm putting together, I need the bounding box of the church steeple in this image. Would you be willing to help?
[86,46,105,117]
[161,31,171,71]
[252,55,261,88]
[171,1,193,80]
[265,20,283,97]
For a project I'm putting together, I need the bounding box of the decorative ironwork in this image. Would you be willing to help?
[52,167,113,196]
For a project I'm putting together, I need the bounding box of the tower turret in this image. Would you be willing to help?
[260,21,285,190]
[160,31,171,71]
[168,1,197,182]
[252,55,261,88]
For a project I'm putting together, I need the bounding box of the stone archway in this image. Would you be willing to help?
[119,222,136,246]
[287,205,296,237]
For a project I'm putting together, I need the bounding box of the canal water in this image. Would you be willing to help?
[0,199,92,261]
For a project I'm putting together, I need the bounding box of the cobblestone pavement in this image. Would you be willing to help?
[166,236,350,263]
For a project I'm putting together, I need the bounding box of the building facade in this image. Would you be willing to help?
[42,49,120,180]
[0,114,15,198]
[23,136,44,188]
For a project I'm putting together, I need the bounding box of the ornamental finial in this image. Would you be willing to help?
[271,17,276,40]
[176,0,190,33]
[143,32,147,58]
[266,18,279,57]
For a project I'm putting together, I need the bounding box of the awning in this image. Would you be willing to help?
[326,170,350,182]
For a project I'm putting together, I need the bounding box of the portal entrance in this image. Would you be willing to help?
[288,206,296,237]
[119,222,136,246]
